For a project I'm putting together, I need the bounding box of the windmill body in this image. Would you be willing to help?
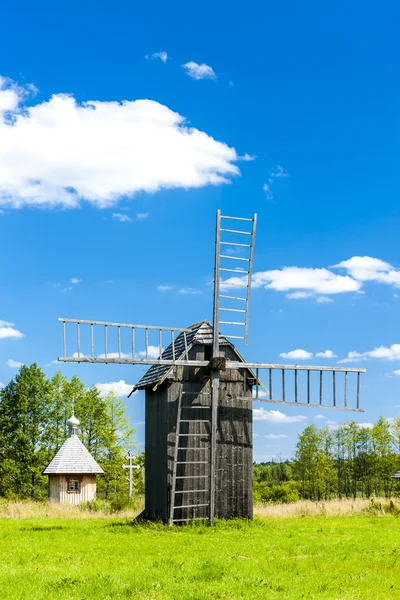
[134,321,255,521]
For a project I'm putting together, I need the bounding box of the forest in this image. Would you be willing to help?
[1,364,400,505]
[254,417,400,502]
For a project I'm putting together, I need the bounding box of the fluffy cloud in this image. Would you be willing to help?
[254,409,308,423]
[183,62,217,80]
[286,291,314,300]
[334,256,400,287]
[222,255,400,300]
[70,278,82,284]
[279,349,313,360]
[136,213,149,220]
[97,352,130,359]
[252,267,361,294]
[339,345,400,364]
[150,51,168,63]
[7,359,23,367]
[0,75,241,209]
[262,165,289,200]
[264,434,289,439]
[316,350,337,358]
[179,288,202,295]
[95,380,134,397]
[316,296,334,304]
[314,415,326,419]
[0,320,24,340]
[139,346,163,359]
[157,285,174,292]
[393,370,400,376]
[112,213,132,222]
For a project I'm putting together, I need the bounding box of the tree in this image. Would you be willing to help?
[0,364,52,499]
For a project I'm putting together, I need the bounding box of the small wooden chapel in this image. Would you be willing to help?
[43,415,104,505]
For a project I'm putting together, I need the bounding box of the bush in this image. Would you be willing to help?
[364,498,400,517]
[254,481,300,504]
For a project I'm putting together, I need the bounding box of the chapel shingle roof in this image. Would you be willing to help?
[42,435,104,475]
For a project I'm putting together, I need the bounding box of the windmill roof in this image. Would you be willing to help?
[131,320,259,392]
[42,435,104,475]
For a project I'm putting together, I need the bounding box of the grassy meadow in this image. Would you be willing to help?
[1,500,400,599]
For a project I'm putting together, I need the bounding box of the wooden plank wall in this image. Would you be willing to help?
[48,475,97,505]
[145,343,253,521]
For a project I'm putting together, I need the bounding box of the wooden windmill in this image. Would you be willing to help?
[58,210,365,524]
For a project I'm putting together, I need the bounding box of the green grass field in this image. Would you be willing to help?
[1,512,400,599]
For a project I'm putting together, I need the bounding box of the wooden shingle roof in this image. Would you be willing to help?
[42,434,104,475]
[131,320,260,393]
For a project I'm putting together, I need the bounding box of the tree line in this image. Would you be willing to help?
[0,364,142,501]
[254,417,400,503]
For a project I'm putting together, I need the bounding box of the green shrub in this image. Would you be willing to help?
[254,481,300,504]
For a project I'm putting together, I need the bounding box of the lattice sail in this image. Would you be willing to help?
[213,211,257,345]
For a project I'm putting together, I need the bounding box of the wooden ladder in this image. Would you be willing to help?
[169,392,212,524]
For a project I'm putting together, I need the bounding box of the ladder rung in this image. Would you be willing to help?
[172,517,209,522]
[181,406,211,409]
[220,255,250,261]
[176,475,209,479]
[221,215,253,222]
[220,228,251,235]
[220,268,248,274]
[178,434,210,437]
[220,307,246,313]
[177,461,209,464]
[220,241,251,248]
[175,490,209,494]
[178,447,209,450]
[180,420,210,423]
[220,321,246,326]
[174,503,209,510]
[220,294,247,301]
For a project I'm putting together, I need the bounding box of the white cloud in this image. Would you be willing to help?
[268,165,289,181]
[139,345,163,359]
[70,278,82,284]
[339,344,400,364]
[157,285,174,292]
[264,434,289,439]
[183,62,217,80]
[262,182,273,200]
[316,296,334,303]
[95,380,134,397]
[314,415,326,419]
[137,213,149,220]
[252,390,269,399]
[0,320,24,340]
[151,51,168,63]
[0,381,4,389]
[316,350,337,358]
[279,349,313,360]
[0,75,241,209]
[358,422,374,429]
[334,256,400,288]
[179,288,202,295]
[7,359,23,367]
[393,370,400,376]
[254,409,308,423]
[112,213,132,222]
[97,352,130,359]
[252,267,361,295]
[286,291,314,300]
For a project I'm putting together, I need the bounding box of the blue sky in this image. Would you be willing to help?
[2,1,400,460]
